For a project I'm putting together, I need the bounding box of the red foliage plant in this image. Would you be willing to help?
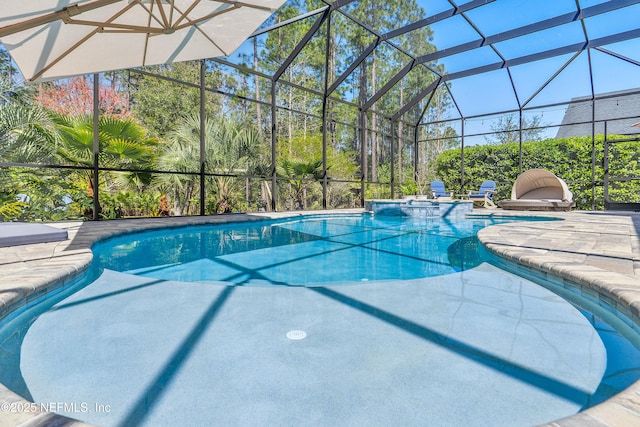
[35,76,131,118]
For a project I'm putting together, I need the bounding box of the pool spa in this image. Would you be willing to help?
[1,212,640,426]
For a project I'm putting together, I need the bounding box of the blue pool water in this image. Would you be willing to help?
[92,214,530,284]
[2,214,640,427]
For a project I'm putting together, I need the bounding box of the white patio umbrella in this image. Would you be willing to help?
[0,0,285,82]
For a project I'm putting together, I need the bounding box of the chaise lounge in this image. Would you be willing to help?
[0,223,68,247]
[499,169,575,211]
[430,180,453,200]
[468,180,496,208]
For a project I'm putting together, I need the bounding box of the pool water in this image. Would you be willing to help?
[93,215,521,284]
[2,214,640,427]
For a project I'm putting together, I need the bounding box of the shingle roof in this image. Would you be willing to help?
[556,89,640,138]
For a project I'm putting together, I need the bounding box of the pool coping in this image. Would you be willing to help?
[475,210,640,427]
[0,208,639,426]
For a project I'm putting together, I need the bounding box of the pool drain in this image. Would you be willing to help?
[286,330,307,340]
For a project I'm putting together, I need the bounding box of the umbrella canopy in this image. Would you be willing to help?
[0,0,285,82]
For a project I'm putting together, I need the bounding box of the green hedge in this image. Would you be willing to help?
[434,135,640,210]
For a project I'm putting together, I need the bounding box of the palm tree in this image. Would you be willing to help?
[206,118,265,213]
[277,157,323,210]
[0,75,56,163]
[154,121,200,216]
[51,114,158,217]
[0,75,57,220]
[157,114,265,215]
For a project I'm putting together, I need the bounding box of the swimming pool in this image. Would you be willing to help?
[2,214,640,426]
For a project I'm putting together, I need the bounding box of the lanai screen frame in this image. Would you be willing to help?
[2,0,640,218]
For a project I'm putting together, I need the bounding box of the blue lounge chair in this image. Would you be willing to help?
[468,180,496,208]
[430,180,452,200]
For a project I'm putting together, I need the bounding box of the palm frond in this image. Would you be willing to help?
[0,201,26,221]
[0,104,56,163]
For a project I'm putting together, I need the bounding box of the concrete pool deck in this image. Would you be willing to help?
[0,208,639,426]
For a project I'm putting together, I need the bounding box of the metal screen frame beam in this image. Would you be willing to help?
[363,60,414,111]
[414,0,640,65]
[393,28,640,121]
[382,0,495,41]
[392,78,440,121]
[379,0,640,119]
[274,8,330,82]
[92,74,100,221]
[328,39,379,95]
[445,28,640,80]
[250,6,329,38]
[199,60,206,216]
